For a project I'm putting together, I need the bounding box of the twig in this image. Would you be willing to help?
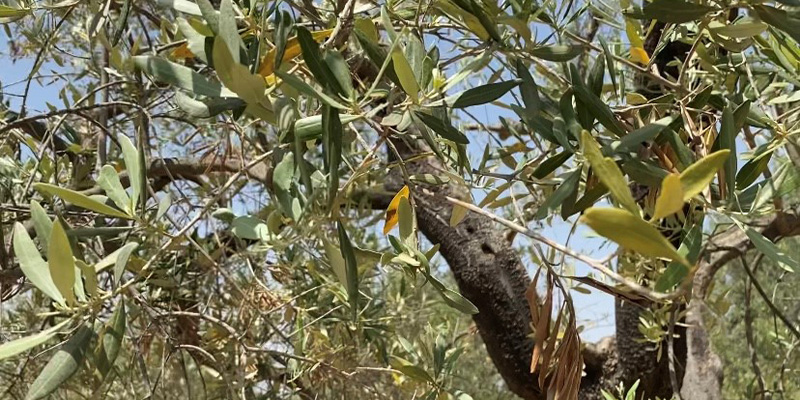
[1,101,143,136]
[19,5,76,117]
[138,151,277,274]
[677,21,708,89]
[14,101,146,199]
[322,0,356,49]
[667,303,683,399]
[52,150,279,318]
[742,255,766,397]
[175,344,217,363]
[96,50,110,171]
[741,253,800,340]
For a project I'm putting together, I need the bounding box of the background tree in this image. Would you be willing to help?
[712,236,800,399]
[0,0,799,399]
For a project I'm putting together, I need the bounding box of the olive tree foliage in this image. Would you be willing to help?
[0,0,799,398]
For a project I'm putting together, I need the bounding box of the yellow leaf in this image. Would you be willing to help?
[48,220,76,305]
[391,47,420,103]
[630,47,651,65]
[625,18,650,65]
[581,207,689,266]
[257,29,334,82]
[450,203,468,227]
[680,150,731,201]
[171,43,195,59]
[384,185,410,235]
[625,92,649,105]
[625,19,644,48]
[651,173,684,221]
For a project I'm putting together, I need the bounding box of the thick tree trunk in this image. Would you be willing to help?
[372,16,748,397]
[391,139,677,399]
[392,140,540,398]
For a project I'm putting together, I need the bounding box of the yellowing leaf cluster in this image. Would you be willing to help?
[625,19,650,65]
[581,150,732,267]
[651,150,731,220]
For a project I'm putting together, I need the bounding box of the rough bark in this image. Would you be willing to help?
[615,299,679,398]
[7,138,796,399]
[391,140,540,398]
[391,138,676,399]
[394,141,800,399]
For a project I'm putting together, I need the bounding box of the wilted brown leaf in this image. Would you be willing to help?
[526,270,583,400]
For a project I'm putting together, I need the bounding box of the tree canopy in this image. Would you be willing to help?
[0,0,799,398]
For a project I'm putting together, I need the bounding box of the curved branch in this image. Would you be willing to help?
[741,254,800,340]
[77,157,272,197]
[387,139,540,398]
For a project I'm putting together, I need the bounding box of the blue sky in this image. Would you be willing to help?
[1,27,616,341]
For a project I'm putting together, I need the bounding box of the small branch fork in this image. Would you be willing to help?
[322,0,356,50]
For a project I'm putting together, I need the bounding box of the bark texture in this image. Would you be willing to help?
[392,140,540,398]
[392,139,676,399]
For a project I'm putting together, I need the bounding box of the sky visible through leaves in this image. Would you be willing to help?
[0,29,619,341]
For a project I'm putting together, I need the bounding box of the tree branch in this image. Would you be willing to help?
[681,212,800,400]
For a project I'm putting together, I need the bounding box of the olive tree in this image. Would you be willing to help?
[0,0,799,398]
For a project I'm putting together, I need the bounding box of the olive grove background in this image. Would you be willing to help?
[0,0,799,398]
